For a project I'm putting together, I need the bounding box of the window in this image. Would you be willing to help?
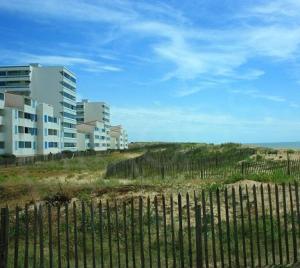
[95,135,100,139]
[7,70,29,76]
[18,141,24,148]
[94,143,100,147]
[64,142,76,148]
[64,132,76,138]
[24,98,31,106]
[48,129,58,136]
[61,81,76,92]
[62,122,75,129]
[61,112,76,120]
[45,142,48,149]
[19,141,31,148]
[0,93,4,100]
[25,142,31,148]
[24,112,37,121]
[44,115,47,122]
[76,104,84,109]
[0,71,6,76]
[61,91,76,101]
[0,142,4,149]
[15,125,18,134]
[48,142,58,148]
[62,101,75,110]
[62,71,76,83]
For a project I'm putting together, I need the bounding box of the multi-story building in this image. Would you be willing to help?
[1,93,61,156]
[110,125,128,150]
[77,121,108,151]
[76,99,110,147]
[0,64,77,151]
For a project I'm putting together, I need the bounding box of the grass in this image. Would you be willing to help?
[1,142,300,208]
[0,151,142,207]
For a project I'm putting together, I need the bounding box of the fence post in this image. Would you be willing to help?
[241,162,245,176]
[287,156,291,176]
[0,207,9,268]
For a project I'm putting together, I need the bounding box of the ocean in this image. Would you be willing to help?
[248,142,300,150]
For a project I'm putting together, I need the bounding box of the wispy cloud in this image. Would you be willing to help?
[0,50,123,73]
[111,105,300,142]
[1,0,300,83]
[230,89,286,103]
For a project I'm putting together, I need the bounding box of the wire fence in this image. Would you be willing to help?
[1,182,300,267]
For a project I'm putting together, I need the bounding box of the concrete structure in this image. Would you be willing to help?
[0,64,77,151]
[77,121,108,151]
[1,93,61,156]
[110,125,128,150]
[76,100,110,147]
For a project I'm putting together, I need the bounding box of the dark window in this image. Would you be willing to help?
[0,142,4,149]
[64,142,76,148]
[61,112,76,120]
[0,93,4,100]
[7,70,29,76]
[61,81,76,91]
[64,132,76,138]
[61,91,76,101]
[62,71,76,83]
[62,122,75,128]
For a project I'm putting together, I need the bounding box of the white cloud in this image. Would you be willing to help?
[111,105,300,142]
[0,50,123,73]
[1,0,300,83]
[230,89,286,103]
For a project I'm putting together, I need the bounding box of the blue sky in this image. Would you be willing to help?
[1,0,300,143]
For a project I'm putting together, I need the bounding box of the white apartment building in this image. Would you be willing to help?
[0,64,77,151]
[110,125,128,150]
[76,100,110,147]
[1,93,61,156]
[77,121,108,151]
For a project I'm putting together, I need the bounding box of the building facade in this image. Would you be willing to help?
[0,64,77,151]
[1,93,61,156]
[0,64,129,156]
[76,100,110,147]
[110,125,128,150]
[77,121,108,151]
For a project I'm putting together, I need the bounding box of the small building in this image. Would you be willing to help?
[76,99,110,147]
[1,92,61,156]
[76,121,108,151]
[110,125,128,150]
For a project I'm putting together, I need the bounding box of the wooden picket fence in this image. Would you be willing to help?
[1,183,300,267]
